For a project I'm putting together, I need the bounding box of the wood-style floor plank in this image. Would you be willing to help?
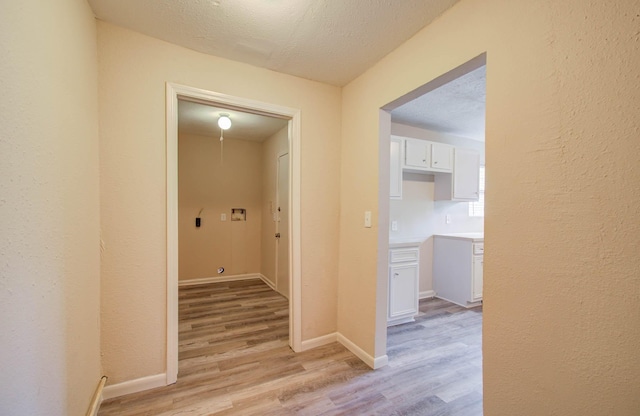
[99,279,482,415]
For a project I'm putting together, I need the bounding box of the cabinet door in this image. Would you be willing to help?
[389,264,418,319]
[404,139,429,169]
[390,137,402,199]
[453,148,480,200]
[472,255,483,301]
[430,143,453,172]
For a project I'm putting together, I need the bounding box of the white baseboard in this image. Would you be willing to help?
[300,332,337,351]
[102,373,167,400]
[87,376,107,416]
[373,354,389,369]
[419,290,436,299]
[258,274,276,291]
[179,273,271,287]
[336,333,388,370]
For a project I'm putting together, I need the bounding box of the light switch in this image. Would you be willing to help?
[391,220,398,231]
[221,213,227,221]
[364,211,372,228]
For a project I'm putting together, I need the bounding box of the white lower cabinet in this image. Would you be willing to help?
[433,235,483,307]
[388,246,419,326]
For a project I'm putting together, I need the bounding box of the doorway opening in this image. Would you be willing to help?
[377,53,486,402]
[166,83,302,384]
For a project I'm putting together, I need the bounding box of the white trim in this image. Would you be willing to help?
[178,273,277,292]
[373,354,390,369]
[300,332,337,351]
[258,273,276,291]
[336,333,389,370]
[387,316,415,327]
[289,113,302,352]
[165,85,179,385]
[165,84,303,385]
[419,290,436,299]
[102,373,166,400]
[86,376,107,416]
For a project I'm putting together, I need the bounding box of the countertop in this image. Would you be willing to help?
[433,232,484,242]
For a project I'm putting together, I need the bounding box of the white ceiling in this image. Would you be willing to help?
[178,100,288,141]
[87,0,460,87]
[392,65,486,141]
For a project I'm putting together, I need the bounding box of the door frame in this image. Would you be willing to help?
[165,83,302,384]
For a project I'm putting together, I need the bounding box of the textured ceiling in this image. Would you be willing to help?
[178,100,288,141]
[90,0,481,140]
[392,65,486,141]
[87,0,460,86]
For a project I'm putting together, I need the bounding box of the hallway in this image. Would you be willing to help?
[99,279,481,415]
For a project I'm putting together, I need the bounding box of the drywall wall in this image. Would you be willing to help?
[389,124,484,294]
[98,22,341,385]
[340,0,640,414]
[261,127,289,287]
[178,133,262,280]
[0,0,101,415]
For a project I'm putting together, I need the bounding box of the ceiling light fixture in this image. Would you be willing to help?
[218,115,231,130]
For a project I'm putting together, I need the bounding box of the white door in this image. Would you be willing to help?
[276,153,290,298]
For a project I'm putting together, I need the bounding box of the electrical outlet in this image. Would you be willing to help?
[445,214,451,224]
[221,213,227,221]
[391,220,398,231]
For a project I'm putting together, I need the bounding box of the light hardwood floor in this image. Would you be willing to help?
[99,279,482,415]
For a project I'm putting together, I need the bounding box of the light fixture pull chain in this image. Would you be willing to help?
[220,130,224,166]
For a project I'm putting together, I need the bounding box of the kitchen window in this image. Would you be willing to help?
[468,166,485,217]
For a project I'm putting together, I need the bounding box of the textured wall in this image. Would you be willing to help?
[97,21,341,385]
[178,134,262,280]
[340,0,640,413]
[0,0,101,415]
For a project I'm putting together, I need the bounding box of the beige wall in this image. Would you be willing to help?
[0,0,101,415]
[260,127,289,286]
[98,21,341,385]
[178,133,262,279]
[340,0,640,414]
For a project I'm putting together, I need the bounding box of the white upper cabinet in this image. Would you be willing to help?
[404,138,453,173]
[434,147,480,201]
[452,147,480,200]
[390,137,403,199]
[429,142,453,172]
[404,138,430,169]
[390,135,480,201]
